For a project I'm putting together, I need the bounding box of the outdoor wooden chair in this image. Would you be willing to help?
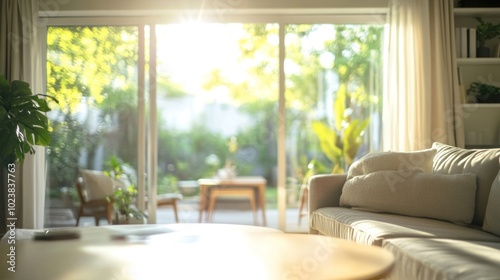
[75,181,114,226]
[298,183,308,225]
[157,193,183,223]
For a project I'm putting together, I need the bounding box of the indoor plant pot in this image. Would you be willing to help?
[467,82,500,104]
[108,186,147,225]
[475,17,500,58]
[104,156,147,224]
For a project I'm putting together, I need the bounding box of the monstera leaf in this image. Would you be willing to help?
[0,75,56,166]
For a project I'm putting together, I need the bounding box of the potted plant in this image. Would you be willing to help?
[0,75,56,166]
[107,186,147,224]
[474,17,500,57]
[104,156,147,224]
[467,82,500,103]
[0,74,57,234]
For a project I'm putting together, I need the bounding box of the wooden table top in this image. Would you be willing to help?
[1,224,393,280]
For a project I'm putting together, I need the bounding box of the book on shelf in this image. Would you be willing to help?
[455,27,477,58]
[468,28,476,58]
[461,27,468,58]
[455,28,462,58]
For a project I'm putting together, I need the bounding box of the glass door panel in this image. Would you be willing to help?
[45,26,139,227]
[284,24,385,232]
[155,23,279,226]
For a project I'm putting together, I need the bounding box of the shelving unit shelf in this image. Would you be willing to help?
[457,58,500,65]
[455,7,500,148]
[453,8,500,17]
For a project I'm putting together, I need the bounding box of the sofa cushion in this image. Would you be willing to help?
[483,164,500,236]
[382,238,500,280]
[339,171,477,225]
[432,142,500,226]
[310,207,500,246]
[347,148,436,180]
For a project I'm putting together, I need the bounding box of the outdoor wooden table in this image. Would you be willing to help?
[198,176,267,226]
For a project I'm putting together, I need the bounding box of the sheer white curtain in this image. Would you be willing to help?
[0,0,45,229]
[383,0,464,151]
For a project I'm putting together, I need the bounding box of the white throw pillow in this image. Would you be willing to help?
[340,170,477,225]
[80,169,115,200]
[347,148,436,180]
[483,165,500,236]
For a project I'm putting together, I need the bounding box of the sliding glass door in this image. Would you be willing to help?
[43,15,385,232]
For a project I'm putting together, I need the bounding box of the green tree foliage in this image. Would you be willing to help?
[202,24,280,104]
[157,120,229,180]
[46,26,138,189]
[235,100,278,178]
[47,26,137,113]
[325,25,384,114]
[202,23,383,177]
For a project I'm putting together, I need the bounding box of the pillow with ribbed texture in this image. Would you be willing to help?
[483,165,500,236]
[347,148,437,180]
[432,142,500,226]
[340,170,477,225]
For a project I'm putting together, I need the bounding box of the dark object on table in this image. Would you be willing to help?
[34,229,81,241]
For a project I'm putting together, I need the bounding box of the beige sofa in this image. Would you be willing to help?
[308,142,500,280]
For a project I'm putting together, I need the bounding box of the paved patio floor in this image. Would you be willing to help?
[44,196,309,233]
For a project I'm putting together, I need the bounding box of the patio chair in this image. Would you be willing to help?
[156,193,183,223]
[75,180,114,226]
[298,183,308,225]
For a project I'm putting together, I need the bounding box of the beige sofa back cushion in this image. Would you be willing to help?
[432,142,500,226]
[340,171,477,225]
[347,148,436,180]
[483,164,500,236]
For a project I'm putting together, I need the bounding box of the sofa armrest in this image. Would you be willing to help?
[308,174,347,230]
[308,174,347,234]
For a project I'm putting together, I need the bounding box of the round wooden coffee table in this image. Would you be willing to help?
[0,224,393,280]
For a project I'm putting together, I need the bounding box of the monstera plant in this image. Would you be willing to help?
[0,75,56,167]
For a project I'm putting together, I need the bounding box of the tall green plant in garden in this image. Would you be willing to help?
[312,84,370,174]
[307,25,382,174]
